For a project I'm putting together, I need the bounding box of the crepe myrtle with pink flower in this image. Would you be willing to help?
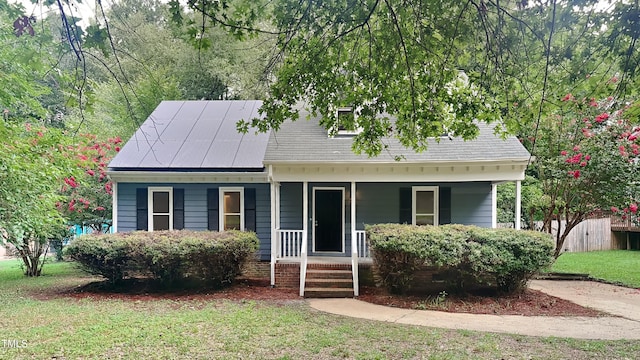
[522,92,640,257]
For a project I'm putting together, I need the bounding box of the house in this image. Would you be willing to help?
[107,100,530,297]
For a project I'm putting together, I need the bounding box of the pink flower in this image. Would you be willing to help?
[585,155,591,161]
[573,145,580,152]
[595,113,609,123]
[580,161,587,167]
[573,170,580,178]
[589,98,598,107]
[64,177,78,188]
[87,169,95,176]
[25,123,31,131]
[561,150,568,156]
[611,206,619,213]
[562,93,573,102]
[631,204,638,214]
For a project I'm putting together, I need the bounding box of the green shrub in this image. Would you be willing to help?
[64,230,259,288]
[367,224,554,295]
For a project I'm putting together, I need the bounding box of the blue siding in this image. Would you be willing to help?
[277,181,493,256]
[451,183,492,227]
[116,182,271,260]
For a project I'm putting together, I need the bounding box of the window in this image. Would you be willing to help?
[412,186,438,226]
[148,187,173,231]
[331,107,362,136]
[219,187,244,230]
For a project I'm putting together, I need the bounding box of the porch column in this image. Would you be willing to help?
[350,181,359,296]
[302,181,308,247]
[491,183,497,228]
[515,180,522,230]
[270,181,277,286]
[112,181,118,232]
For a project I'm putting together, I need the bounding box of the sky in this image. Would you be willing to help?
[10,0,103,29]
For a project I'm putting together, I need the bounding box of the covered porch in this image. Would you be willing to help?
[267,162,527,297]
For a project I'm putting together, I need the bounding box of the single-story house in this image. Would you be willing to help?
[108,100,529,297]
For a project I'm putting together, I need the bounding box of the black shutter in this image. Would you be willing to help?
[173,188,185,230]
[399,187,412,224]
[136,188,148,230]
[207,188,219,231]
[244,188,257,232]
[439,187,452,225]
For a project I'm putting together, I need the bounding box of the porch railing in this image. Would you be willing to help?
[355,230,370,259]
[276,229,304,259]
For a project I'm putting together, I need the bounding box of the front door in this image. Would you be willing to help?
[314,188,343,252]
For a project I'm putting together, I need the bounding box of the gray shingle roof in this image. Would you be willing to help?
[264,110,530,163]
[109,100,268,169]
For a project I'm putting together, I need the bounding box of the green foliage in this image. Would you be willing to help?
[64,230,259,287]
[0,119,81,276]
[367,224,554,294]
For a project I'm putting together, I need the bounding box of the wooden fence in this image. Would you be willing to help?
[500,217,623,253]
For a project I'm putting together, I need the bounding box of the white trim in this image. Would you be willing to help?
[330,107,363,136]
[148,187,173,231]
[515,180,522,230]
[219,187,245,231]
[107,171,268,183]
[312,187,345,253]
[412,186,439,226]
[491,183,498,228]
[269,162,528,183]
[112,181,118,232]
[270,181,276,287]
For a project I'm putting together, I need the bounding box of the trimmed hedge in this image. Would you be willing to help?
[64,230,259,288]
[367,224,554,294]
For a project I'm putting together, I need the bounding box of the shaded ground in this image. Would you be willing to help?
[32,277,603,317]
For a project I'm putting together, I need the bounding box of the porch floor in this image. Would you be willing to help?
[277,256,373,265]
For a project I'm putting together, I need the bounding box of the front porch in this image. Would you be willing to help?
[267,166,525,297]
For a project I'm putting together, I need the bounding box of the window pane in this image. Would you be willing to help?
[416,215,434,226]
[224,215,241,230]
[153,192,170,213]
[224,192,240,213]
[153,215,170,230]
[416,191,434,213]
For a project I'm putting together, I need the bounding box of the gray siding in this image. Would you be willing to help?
[116,182,271,260]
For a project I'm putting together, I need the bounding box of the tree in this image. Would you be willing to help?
[521,90,640,258]
[57,134,120,233]
[0,119,79,276]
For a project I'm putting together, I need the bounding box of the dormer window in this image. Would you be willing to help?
[331,107,362,136]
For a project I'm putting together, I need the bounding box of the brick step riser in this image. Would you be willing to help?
[306,272,353,280]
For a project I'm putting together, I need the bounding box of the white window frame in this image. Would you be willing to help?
[412,186,439,226]
[329,107,363,136]
[148,187,173,231]
[219,187,245,231]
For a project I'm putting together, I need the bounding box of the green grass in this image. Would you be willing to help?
[0,260,639,359]
[551,250,640,288]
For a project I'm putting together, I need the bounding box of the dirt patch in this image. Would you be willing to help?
[32,277,604,316]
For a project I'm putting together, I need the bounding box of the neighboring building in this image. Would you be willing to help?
[108,100,529,296]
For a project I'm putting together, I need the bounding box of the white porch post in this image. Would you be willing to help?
[300,181,309,296]
[515,180,522,230]
[111,181,118,233]
[350,181,359,296]
[270,180,276,286]
[491,183,498,228]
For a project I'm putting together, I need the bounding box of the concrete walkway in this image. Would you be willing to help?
[307,280,640,340]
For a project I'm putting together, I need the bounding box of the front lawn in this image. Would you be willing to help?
[0,260,639,359]
[551,250,640,288]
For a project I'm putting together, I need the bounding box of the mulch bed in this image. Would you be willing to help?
[34,278,604,317]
